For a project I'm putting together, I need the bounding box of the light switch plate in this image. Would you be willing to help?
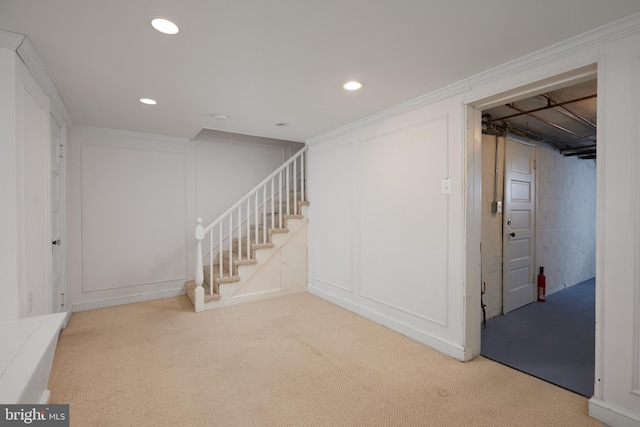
[441,179,451,194]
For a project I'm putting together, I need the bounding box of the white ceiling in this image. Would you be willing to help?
[2,1,640,142]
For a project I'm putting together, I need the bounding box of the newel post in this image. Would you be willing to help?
[194,218,205,312]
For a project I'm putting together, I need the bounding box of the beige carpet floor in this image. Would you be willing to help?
[49,293,601,427]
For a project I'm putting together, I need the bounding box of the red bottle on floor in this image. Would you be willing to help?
[538,266,546,302]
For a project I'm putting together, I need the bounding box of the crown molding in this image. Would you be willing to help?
[15,36,74,128]
[72,125,190,146]
[0,29,25,50]
[307,12,640,146]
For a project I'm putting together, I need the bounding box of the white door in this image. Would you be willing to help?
[503,139,536,314]
[50,114,64,312]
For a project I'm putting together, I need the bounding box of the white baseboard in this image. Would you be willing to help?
[308,284,466,361]
[227,287,306,306]
[60,309,72,329]
[589,397,640,427]
[71,288,186,312]
[39,389,50,404]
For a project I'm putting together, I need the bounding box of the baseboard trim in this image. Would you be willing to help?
[589,397,640,427]
[72,288,186,312]
[308,284,466,361]
[61,309,72,329]
[224,287,306,307]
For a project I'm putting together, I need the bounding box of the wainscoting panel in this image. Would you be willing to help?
[308,141,353,293]
[81,143,187,292]
[359,116,450,325]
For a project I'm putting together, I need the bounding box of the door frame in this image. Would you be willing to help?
[49,109,67,314]
[463,63,598,360]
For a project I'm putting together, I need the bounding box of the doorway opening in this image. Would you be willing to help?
[476,77,597,397]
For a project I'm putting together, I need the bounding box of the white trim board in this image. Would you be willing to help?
[307,285,466,361]
[589,398,640,427]
[71,288,185,313]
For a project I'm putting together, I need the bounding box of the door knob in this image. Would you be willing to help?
[52,240,61,245]
[509,232,515,238]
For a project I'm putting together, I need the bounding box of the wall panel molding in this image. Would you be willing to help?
[358,115,450,327]
[307,143,353,294]
[80,141,188,293]
[633,56,640,395]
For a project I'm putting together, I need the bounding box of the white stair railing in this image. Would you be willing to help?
[194,146,307,296]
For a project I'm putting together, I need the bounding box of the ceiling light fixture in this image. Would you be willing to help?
[151,18,179,35]
[274,122,290,127]
[139,98,157,105]
[343,81,362,91]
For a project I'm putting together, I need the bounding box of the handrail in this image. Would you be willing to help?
[194,145,307,297]
[204,146,307,233]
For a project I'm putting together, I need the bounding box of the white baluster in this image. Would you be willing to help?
[293,156,298,215]
[229,215,233,275]
[279,171,283,229]
[218,223,223,279]
[286,165,290,217]
[254,192,258,244]
[209,231,213,295]
[246,199,250,258]
[263,185,267,244]
[195,218,204,289]
[271,178,275,229]
[301,150,305,202]
[237,206,242,260]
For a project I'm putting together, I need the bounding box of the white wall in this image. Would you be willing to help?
[536,144,596,294]
[590,30,640,426]
[480,135,596,318]
[0,44,20,321]
[0,39,57,320]
[68,126,303,311]
[16,58,50,318]
[308,97,467,360]
[195,134,296,224]
[309,15,640,426]
[480,135,505,319]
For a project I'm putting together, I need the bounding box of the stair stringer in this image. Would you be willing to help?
[201,205,308,310]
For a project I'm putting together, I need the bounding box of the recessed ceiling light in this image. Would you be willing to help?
[343,81,362,91]
[151,18,179,35]
[274,122,290,127]
[139,98,157,105]
[212,114,228,121]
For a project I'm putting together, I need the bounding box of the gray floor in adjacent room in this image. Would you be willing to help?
[481,278,595,397]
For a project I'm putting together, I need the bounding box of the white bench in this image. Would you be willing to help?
[0,313,66,404]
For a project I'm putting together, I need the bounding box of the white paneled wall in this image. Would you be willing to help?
[308,141,353,293]
[359,117,449,324]
[68,126,302,311]
[308,98,467,360]
[80,143,187,292]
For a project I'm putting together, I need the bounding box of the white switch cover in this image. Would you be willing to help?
[441,179,451,194]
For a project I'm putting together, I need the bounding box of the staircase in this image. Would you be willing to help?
[185,147,308,312]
